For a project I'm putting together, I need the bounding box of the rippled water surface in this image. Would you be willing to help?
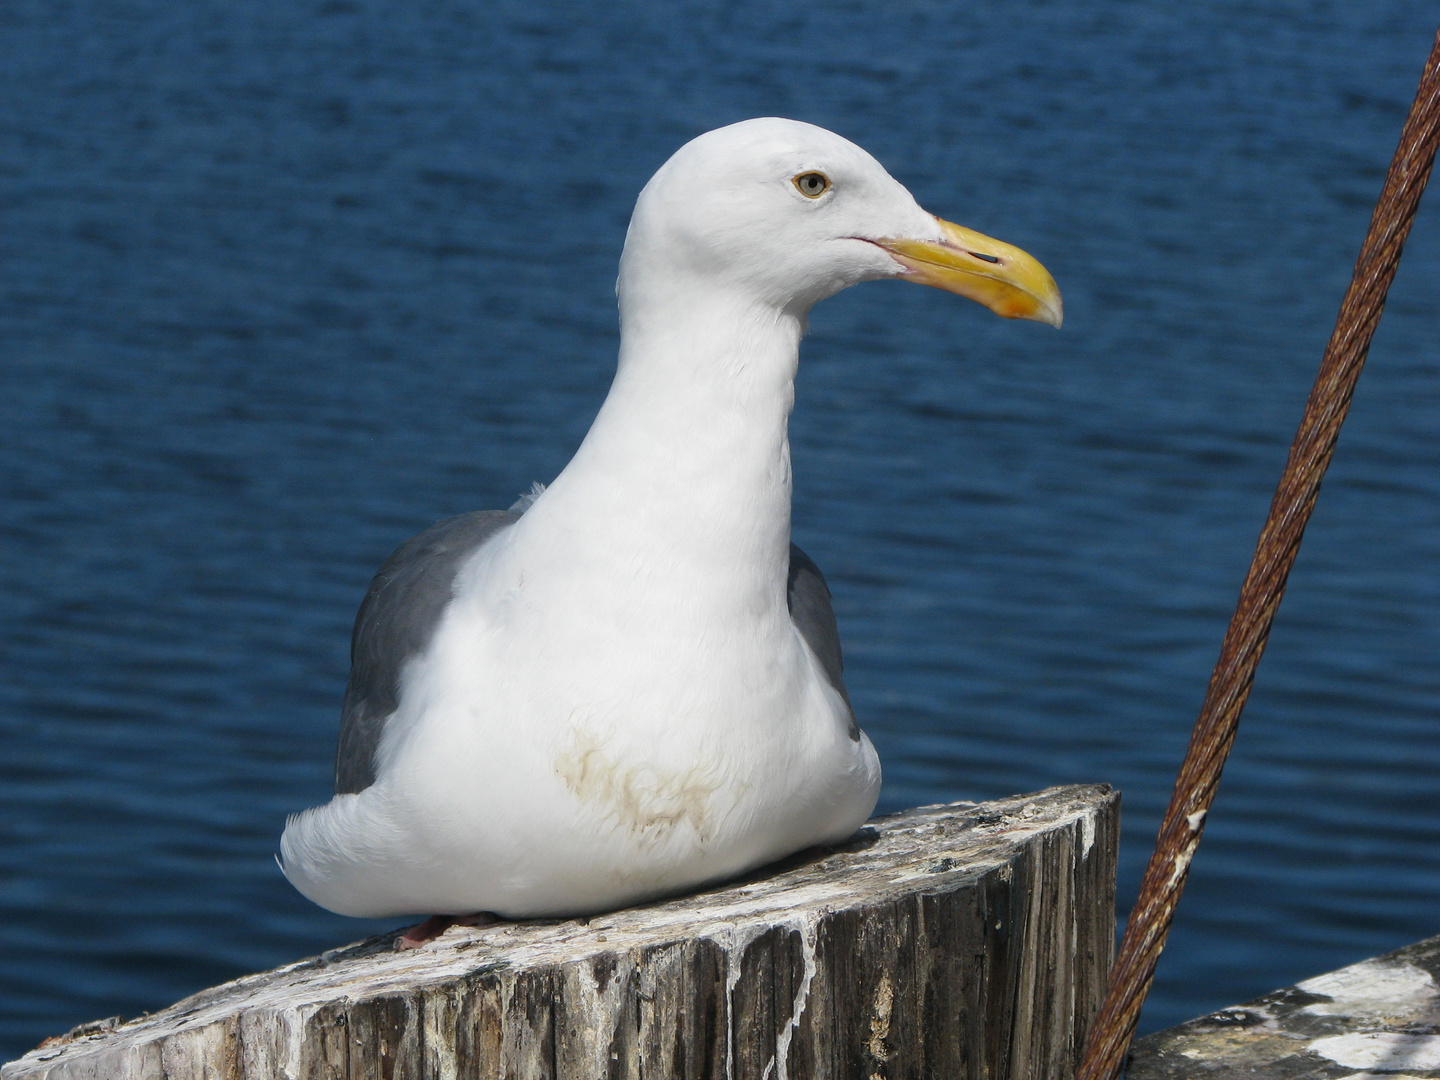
[3,0,1438,1060]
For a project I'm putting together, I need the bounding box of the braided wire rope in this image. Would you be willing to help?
[1075,25,1440,1080]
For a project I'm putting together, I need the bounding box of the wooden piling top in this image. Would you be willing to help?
[1130,933,1440,1079]
[5,783,1117,1080]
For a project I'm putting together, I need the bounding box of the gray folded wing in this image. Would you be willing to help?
[334,510,519,794]
[787,543,860,741]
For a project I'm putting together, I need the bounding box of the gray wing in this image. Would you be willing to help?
[335,510,519,794]
[787,543,860,742]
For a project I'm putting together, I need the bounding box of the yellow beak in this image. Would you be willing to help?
[874,217,1063,328]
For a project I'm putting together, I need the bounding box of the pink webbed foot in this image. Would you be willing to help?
[394,912,498,950]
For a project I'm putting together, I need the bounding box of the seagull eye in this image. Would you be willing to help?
[793,171,831,199]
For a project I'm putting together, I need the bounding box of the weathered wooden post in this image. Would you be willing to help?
[1128,933,1440,1080]
[4,784,1117,1080]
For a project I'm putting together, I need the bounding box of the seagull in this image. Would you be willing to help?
[280,117,1061,940]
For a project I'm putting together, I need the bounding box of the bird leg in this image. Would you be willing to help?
[394,911,499,950]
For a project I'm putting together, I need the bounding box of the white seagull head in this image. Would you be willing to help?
[618,117,1062,327]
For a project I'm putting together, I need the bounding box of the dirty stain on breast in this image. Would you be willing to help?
[554,728,721,842]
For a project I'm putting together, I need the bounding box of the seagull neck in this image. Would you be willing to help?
[613,283,804,425]
[542,283,805,596]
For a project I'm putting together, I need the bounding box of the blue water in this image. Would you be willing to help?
[2,0,1438,1061]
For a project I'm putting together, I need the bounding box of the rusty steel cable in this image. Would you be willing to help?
[1075,25,1440,1080]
